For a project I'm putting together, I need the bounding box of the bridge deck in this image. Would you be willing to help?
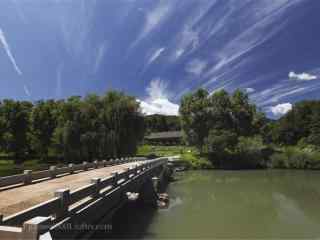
[0,161,146,217]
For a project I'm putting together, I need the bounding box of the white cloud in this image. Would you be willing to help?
[289,71,317,81]
[245,88,255,93]
[139,98,179,116]
[270,103,292,117]
[146,78,169,100]
[186,59,207,76]
[0,28,22,75]
[148,47,165,64]
[139,78,179,116]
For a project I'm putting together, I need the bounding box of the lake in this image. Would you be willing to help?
[92,170,320,239]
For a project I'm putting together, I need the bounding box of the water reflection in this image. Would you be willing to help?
[91,170,320,239]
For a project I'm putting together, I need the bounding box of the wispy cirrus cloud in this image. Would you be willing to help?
[93,42,107,73]
[148,47,165,65]
[289,71,317,81]
[23,85,31,97]
[56,63,64,98]
[185,58,207,76]
[202,0,304,88]
[0,28,22,75]
[132,1,172,47]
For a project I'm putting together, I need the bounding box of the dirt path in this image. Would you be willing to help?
[0,161,145,217]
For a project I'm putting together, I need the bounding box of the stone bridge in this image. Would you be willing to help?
[0,157,169,240]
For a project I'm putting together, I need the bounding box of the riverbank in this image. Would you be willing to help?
[138,144,320,170]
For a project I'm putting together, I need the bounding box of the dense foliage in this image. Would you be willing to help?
[180,88,320,169]
[269,101,320,146]
[0,91,145,164]
[144,114,180,133]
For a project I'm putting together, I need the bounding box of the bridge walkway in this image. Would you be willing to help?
[0,161,147,217]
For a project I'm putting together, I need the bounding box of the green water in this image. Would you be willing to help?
[147,170,320,239]
[93,170,320,239]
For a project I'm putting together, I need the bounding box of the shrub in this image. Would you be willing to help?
[235,136,270,168]
[270,146,320,169]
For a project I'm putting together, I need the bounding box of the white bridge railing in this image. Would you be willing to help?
[0,157,146,189]
[0,157,167,240]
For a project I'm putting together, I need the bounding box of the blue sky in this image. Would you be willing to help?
[0,0,320,117]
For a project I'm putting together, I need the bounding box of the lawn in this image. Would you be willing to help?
[137,145,213,169]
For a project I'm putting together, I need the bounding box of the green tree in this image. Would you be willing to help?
[231,89,254,136]
[180,88,210,153]
[206,129,238,167]
[1,100,32,163]
[30,100,58,161]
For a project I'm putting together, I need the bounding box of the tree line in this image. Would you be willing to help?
[144,114,180,134]
[180,88,320,169]
[0,91,145,164]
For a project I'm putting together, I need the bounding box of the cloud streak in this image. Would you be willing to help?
[148,47,165,65]
[0,28,22,75]
[23,85,31,97]
[186,58,207,76]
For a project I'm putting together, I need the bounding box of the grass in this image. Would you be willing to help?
[137,145,213,169]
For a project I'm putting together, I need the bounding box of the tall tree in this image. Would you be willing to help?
[1,100,32,163]
[30,100,58,161]
[180,88,210,153]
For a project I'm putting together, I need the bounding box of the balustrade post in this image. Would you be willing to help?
[49,166,56,179]
[22,216,51,240]
[68,164,74,174]
[94,160,99,169]
[102,160,107,167]
[24,170,32,185]
[135,164,139,175]
[110,172,119,188]
[83,161,88,171]
[124,168,130,180]
[91,178,101,198]
[54,189,70,219]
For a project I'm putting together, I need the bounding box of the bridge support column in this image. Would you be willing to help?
[91,178,101,198]
[22,216,51,240]
[138,178,158,208]
[54,189,70,219]
[23,170,32,185]
[152,177,159,192]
